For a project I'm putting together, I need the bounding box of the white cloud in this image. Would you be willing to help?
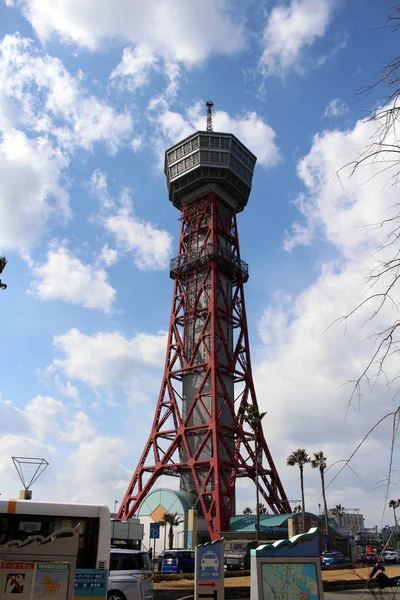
[110,45,158,90]
[323,98,349,118]
[51,327,167,393]
[29,242,116,312]
[0,128,70,254]
[104,210,173,271]
[10,1,245,63]
[285,114,393,257]
[59,412,96,443]
[153,102,281,167]
[99,243,118,267]
[258,104,400,526]
[68,437,130,503]
[53,375,79,401]
[0,34,132,154]
[92,170,173,271]
[0,396,30,436]
[25,395,64,441]
[254,256,398,525]
[260,0,332,76]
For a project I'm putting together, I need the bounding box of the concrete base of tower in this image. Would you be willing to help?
[138,488,210,555]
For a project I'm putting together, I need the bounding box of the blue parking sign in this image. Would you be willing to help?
[150,522,160,539]
[198,543,222,580]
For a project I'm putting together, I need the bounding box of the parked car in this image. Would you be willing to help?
[321,551,351,566]
[361,552,379,563]
[383,550,399,564]
[156,548,185,571]
[108,549,153,600]
[160,549,195,574]
[224,542,257,571]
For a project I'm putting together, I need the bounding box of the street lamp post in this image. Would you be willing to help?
[114,500,119,515]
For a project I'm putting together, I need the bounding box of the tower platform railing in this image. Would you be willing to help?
[170,242,249,283]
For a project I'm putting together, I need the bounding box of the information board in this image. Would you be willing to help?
[250,528,325,600]
[195,541,224,600]
[261,562,320,599]
[33,563,70,600]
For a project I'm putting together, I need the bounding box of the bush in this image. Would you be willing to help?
[320,563,356,571]
[153,569,251,583]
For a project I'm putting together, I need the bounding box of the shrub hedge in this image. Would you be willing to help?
[153,564,361,583]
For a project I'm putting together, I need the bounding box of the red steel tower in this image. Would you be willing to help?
[118,112,290,539]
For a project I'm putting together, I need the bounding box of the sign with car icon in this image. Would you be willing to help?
[201,551,219,574]
[195,540,224,600]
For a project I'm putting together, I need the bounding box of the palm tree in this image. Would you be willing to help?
[287,448,310,533]
[0,256,7,290]
[389,499,400,530]
[330,504,345,528]
[242,507,253,515]
[311,451,329,549]
[243,404,267,542]
[257,503,268,515]
[159,512,183,549]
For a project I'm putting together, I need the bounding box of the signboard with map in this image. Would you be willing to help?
[261,562,320,600]
[250,527,325,600]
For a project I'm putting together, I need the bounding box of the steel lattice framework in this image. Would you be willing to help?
[118,189,290,539]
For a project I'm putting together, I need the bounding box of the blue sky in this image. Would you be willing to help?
[0,0,399,529]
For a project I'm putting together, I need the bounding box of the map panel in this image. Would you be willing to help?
[261,562,320,600]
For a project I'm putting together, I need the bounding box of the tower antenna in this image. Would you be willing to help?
[206,100,214,132]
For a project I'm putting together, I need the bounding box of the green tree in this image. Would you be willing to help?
[330,504,345,528]
[243,404,267,541]
[242,507,253,515]
[0,256,7,290]
[389,499,400,530]
[159,512,183,549]
[287,448,310,533]
[257,503,268,515]
[311,451,329,549]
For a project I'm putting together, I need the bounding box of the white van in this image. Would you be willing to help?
[108,549,153,600]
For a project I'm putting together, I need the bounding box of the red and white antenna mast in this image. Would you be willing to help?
[206,100,214,132]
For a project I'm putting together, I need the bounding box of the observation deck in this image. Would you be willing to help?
[164,131,257,213]
[170,242,249,283]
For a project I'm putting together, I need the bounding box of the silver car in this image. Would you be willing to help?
[108,549,153,600]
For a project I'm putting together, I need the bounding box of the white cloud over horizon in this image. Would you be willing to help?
[29,242,117,312]
[50,327,167,397]
[253,103,400,526]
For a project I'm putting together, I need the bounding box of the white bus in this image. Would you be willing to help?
[0,498,110,600]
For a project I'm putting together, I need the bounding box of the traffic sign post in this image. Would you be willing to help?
[149,523,160,539]
[195,539,224,600]
[149,522,160,572]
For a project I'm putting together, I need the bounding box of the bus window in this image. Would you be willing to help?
[0,513,99,568]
